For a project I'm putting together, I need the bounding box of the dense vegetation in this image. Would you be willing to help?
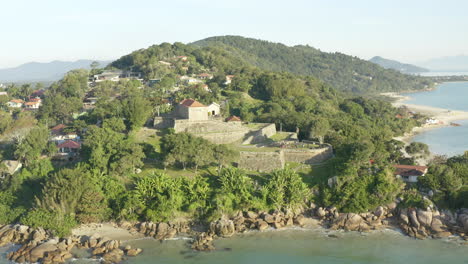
[369,56,429,74]
[0,39,448,238]
[192,36,433,94]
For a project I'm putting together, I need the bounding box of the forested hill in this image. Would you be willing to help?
[369,56,429,74]
[191,36,433,94]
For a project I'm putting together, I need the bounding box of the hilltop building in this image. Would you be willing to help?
[393,164,428,183]
[92,70,142,82]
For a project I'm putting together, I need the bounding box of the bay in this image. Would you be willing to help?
[2,229,467,264]
[404,82,468,156]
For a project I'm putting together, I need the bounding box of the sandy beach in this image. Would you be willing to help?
[72,223,144,241]
[383,92,468,143]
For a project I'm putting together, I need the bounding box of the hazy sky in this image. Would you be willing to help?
[1,0,467,68]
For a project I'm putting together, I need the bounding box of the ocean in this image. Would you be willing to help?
[2,229,467,264]
[404,81,468,156]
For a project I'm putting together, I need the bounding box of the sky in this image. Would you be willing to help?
[1,0,467,68]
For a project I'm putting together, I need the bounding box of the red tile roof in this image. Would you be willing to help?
[179,99,206,107]
[57,140,81,149]
[393,164,428,177]
[10,99,24,104]
[51,124,67,134]
[226,115,241,122]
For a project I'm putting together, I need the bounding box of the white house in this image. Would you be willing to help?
[0,160,22,179]
[93,70,141,82]
[393,164,428,183]
[207,102,220,117]
[24,101,41,109]
[7,99,24,108]
[0,91,7,96]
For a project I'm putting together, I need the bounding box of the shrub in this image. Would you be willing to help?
[20,208,78,237]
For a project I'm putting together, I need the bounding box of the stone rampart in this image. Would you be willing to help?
[282,144,333,164]
[238,151,285,172]
[238,144,333,172]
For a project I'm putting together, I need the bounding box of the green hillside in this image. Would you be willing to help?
[191,36,433,93]
[369,56,429,74]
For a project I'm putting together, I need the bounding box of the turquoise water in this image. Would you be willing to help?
[2,229,467,264]
[405,82,468,111]
[405,82,468,156]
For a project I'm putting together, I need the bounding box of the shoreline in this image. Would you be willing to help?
[382,91,468,145]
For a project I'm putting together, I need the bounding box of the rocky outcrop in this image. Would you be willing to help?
[0,224,143,264]
[398,208,455,239]
[119,220,190,241]
[210,218,235,237]
[191,232,215,251]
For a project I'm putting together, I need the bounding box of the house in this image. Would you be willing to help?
[425,118,441,125]
[50,124,79,142]
[24,101,41,109]
[176,99,208,121]
[0,91,7,96]
[225,75,235,85]
[207,102,220,116]
[0,160,22,179]
[57,140,81,155]
[159,61,172,66]
[226,115,241,122]
[7,99,24,108]
[93,70,142,82]
[180,76,202,85]
[176,56,188,61]
[198,73,213,80]
[393,164,428,183]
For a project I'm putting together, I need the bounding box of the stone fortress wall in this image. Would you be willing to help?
[238,144,333,172]
[238,151,285,172]
[154,117,277,145]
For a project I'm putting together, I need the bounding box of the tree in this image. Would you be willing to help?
[14,126,49,165]
[309,118,330,143]
[213,144,236,170]
[265,168,309,210]
[90,61,100,70]
[122,95,152,130]
[76,188,108,223]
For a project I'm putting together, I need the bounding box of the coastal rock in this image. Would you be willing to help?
[102,248,124,264]
[374,206,386,219]
[126,248,143,256]
[245,211,258,220]
[408,209,420,229]
[316,207,326,218]
[263,214,276,224]
[32,228,48,242]
[0,228,15,247]
[417,209,433,228]
[458,213,468,233]
[386,202,397,211]
[29,240,59,262]
[191,233,215,251]
[210,218,235,238]
[293,215,306,226]
[346,214,364,231]
[399,209,409,225]
[257,220,269,231]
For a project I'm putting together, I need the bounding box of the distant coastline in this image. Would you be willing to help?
[383,83,468,155]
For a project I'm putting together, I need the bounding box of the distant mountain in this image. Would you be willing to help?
[369,56,429,74]
[419,55,468,72]
[191,36,432,93]
[0,60,112,83]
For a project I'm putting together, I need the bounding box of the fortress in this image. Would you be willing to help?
[153,99,276,144]
[153,99,333,171]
